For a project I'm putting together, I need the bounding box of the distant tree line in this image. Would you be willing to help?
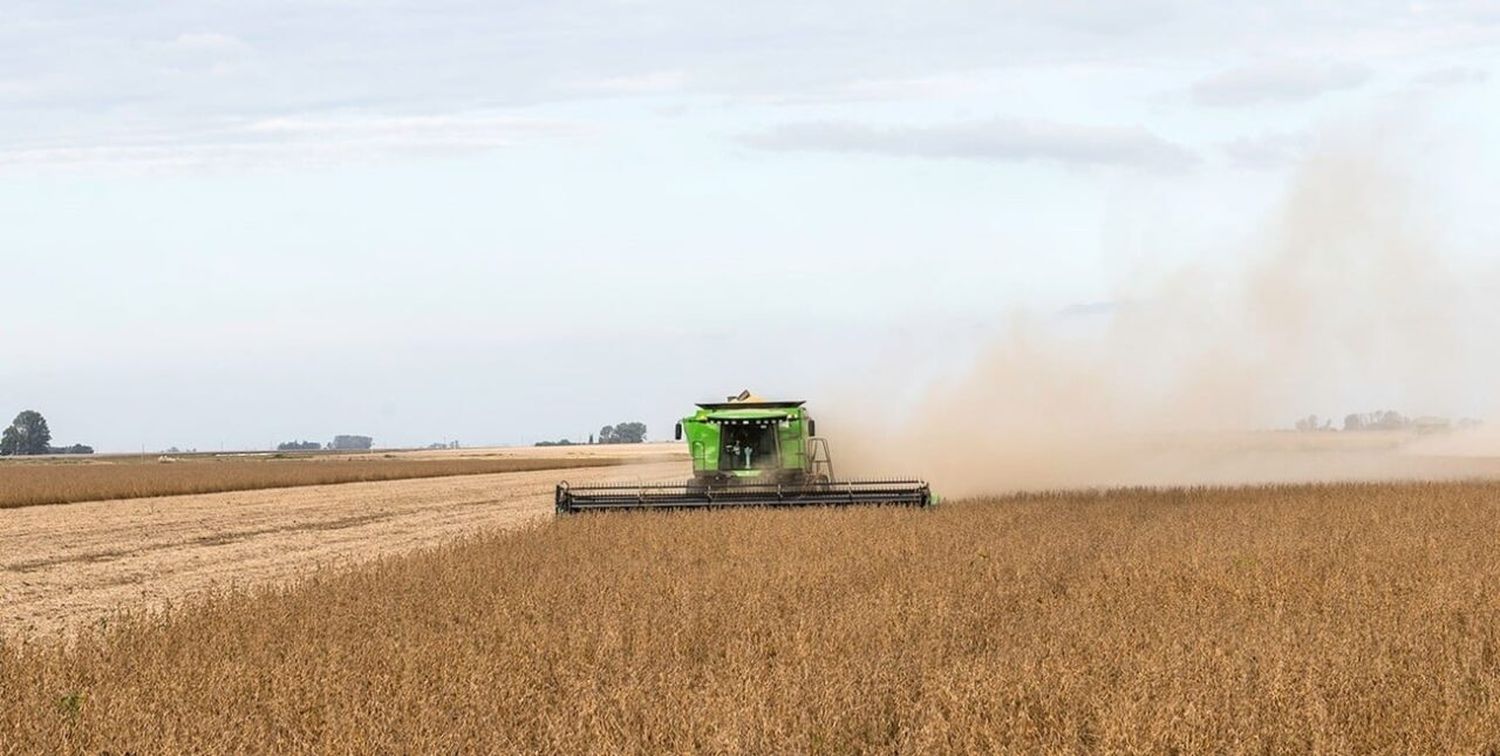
[1343,411,1415,432]
[1293,411,1480,433]
[0,410,92,456]
[275,435,375,451]
[534,422,647,447]
[1293,415,1336,432]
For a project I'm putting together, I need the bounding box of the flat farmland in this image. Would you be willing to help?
[5,481,1500,752]
[0,455,683,639]
[0,445,682,509]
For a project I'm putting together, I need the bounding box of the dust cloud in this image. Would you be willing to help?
[829,154,1500,495]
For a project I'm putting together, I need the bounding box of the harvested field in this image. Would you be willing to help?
[0,451,681,510]
[5,480,1500,752]
[0,460,683,638]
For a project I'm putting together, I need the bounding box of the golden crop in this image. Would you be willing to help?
[0,456,634,509]
[4,481,1499,752]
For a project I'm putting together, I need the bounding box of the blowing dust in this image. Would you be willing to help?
[831,154,1500,495]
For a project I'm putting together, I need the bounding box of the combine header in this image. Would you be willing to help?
[556,391,931,513]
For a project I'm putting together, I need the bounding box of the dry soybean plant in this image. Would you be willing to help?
[3,481,1500,752]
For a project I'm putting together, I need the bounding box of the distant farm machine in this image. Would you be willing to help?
[555,391,932,513]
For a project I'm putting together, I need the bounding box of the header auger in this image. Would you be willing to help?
[556,390,932,513]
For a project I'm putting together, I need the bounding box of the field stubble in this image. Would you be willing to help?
[4,481,1500,752]
[0,460,685,638]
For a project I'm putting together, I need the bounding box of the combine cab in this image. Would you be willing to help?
[556,391,931,513]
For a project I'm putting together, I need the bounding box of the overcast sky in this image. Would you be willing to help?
[2,1,1498,451]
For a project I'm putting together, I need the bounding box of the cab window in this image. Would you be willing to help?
[719,422,779,470]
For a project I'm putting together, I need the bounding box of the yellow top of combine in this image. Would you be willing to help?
[697,390,805,411]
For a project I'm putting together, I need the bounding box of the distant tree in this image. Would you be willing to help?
[1294,415,1335,432]
[588,433,595,445]
[1344,411,1415,432]
[278,440,322,451]
[328,435,373,451]
[1,410,52,456]
[598,421,646,444]
[613,421,646,443]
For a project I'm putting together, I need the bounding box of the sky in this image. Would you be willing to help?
[2,1,1498,452]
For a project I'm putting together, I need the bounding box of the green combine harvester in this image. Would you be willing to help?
[555,390,932,513]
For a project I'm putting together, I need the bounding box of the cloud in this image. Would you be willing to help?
[154,31,255,76]
[1221,131,1313,169]
[168,32,252,55]
[1057,300,1125,319]
[243,112,576,140]
[1192,61,1372,106]
[573,71,687,95]
[0,112,584,173]
[1412,65,1491,87]
[743,119,1199,172]
[2,3,1491,174]
[753,72,991,106]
